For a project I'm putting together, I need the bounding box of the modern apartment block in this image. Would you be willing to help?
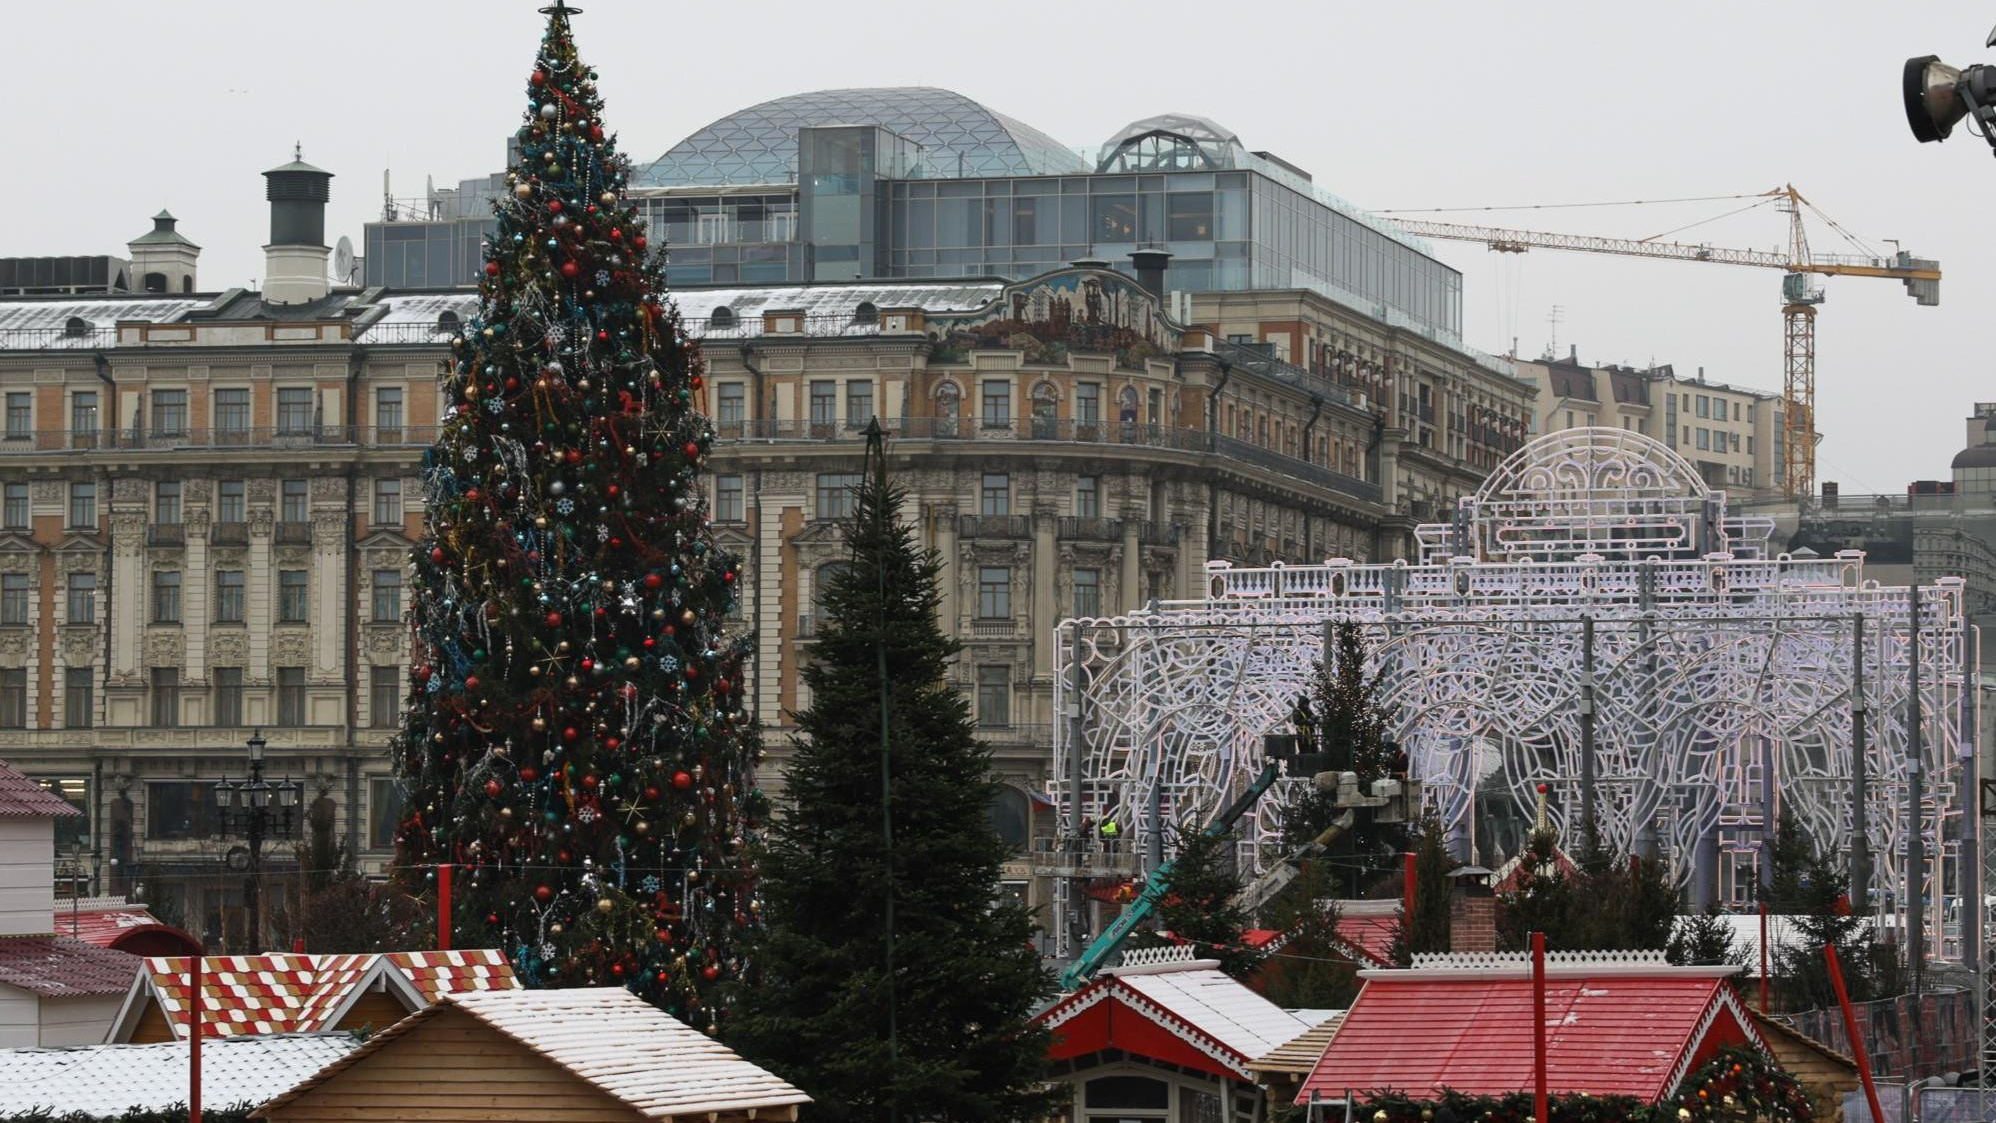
[1515,351,1787,499]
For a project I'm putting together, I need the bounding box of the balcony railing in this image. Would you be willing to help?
[146,523,185,547]
[274,521,313,545]
[1212,435,1383,504]
[210,522,249,546]
[0,426,441,455]
[958,514,1032,539]
[1138,520,1182,547]
[1206,337,1355,409]
[796,613,820,639]
[684,314,910,341]
[1057,516,1122,542]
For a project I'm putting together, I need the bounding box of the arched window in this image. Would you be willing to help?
[933,381,961,439]
[436,309,461,333]
[710,306,736,330]
[142,272,168,294]
[851,301,878,326]
[64,316,92,338]
[988,786,1031,854]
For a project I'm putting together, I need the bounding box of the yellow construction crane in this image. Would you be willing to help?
[1389,186,1940,499]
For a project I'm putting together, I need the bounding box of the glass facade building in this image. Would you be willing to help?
[364,88,1464,341]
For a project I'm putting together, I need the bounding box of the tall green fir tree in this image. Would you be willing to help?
[1389,812,1456,964]
[1127,826,1267,980]
[1290,621,1398,784]
[392,3,763,1031]
[731,433,1056,1123]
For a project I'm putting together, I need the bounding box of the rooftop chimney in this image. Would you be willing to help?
[262,147,333,305]
[1446,865,1495,954]
[127,210,201,294]
[1128,247,1173,299]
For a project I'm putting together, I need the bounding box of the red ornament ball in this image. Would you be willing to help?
[530,69,547,85]
[701,964,721,981]
[546,611,563,626]
[644,786,662,801]
[1536,783,1549,794]
[682,441,700,458]
[560,261,580,279]
[520,767,540,782]
[534,885,554,903]
[484,261,500,276]
[464,675,480,690]
[644,573,664,590]
[484,779,502,797]
[563,726,581,741]
[431,547,447,563]
[671,771,693,791]
[547,199,562,212]
[633,236,647,250]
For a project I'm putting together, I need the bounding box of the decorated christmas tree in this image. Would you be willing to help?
[392,2,761,1031]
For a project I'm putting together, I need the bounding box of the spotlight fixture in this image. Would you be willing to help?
[1904,26,1996,154]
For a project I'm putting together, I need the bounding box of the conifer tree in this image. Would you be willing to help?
[1389,813,1456,963]
[392,3,760,1030]
[731,431,1055,1123]
[1129,827,1266,979]
[1258,859,1358,1009]
[1668,904,1744,967]
[1291,621,1397,784]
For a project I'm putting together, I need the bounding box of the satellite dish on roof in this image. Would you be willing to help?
[333,236,357,285]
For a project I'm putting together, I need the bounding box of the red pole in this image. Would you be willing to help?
[1403,852,1417,933]
[1758,900,1770,1012]
[437,863,453,951]
[1532,931,1548,1123]
[187,952,203,1123]
[1825,944,1885,1123]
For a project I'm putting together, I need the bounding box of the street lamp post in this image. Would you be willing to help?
[210,729,299,953]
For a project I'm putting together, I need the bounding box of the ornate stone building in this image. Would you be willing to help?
[0,190,1531,935]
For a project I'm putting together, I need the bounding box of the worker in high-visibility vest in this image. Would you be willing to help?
[1099,818,1120,854]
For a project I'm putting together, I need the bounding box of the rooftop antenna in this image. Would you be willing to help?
[382,169,394,222]
[294,140,302,162]
[1546,304,1563,360]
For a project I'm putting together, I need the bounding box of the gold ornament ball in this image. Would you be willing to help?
[600,191,616,206]
[625,657,641,670]
[548,923,564,936]
[1373,1113,1388,1123]
[1679,1110,1693,1122]
[532,717,547,732]
[514,183,533,199]
[596,897,615,914]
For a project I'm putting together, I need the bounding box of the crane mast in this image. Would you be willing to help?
[1391,186,1940,499]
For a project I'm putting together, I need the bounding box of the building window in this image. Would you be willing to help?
[716,383,746,429]
[64,667,92,729]
[213,667,243,728]
[215,570,245,623]
[150,667,180,728]
[152,570,181,624]
[70,392,98,438]
[1696,429,1710,451]
[213,388,250,439]
[277,388,314,435]
[1075,476,1100,519]
[151,389,188,437]
[278,570,309,623]
[66,572,94,623]
[68,482,96,529]
[154,480,183,525]
[369,777,405,849]
[1076,382,1101,427]
[981,380,1010,427]
[1696,395,1709,419]
[372,569,402,622]
[846,380,874,428]
[146,782,214,841]
[715,475,744,523]
[816,473,861,520]
[0,668,22,728]
[370,666,401,729]
[975,665,1010,728]
[1074,567,1101,618]
[980,473,1010,517]
[277,667,306,726]
[373,478,402,525]
[1746,436,1755,455]
[2,482,24,529]
[978,566,1011,619]
[281,478,309,524]
[3,392,27,439]
[809,381,837,428]
[375,386,404,437]
[0,574,25,625]
[217,479,246,525]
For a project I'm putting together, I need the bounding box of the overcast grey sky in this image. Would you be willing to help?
[14,1,1992,491]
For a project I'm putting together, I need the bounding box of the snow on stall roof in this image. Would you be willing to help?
[1110,960,1315,1062]
[361,291,479,327]
[0,1033,358,1116]
[260,987,811,1120]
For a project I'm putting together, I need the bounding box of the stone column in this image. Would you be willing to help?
[183,509,210,690]
[1119,515,1142,613]
[933,504,958,629]
[310,511,347,679]
[1031,504,1057,681]
[107,510,147,683]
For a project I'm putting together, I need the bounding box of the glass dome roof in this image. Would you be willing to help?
[638,87,1090,187]
[1096,113,1248,172]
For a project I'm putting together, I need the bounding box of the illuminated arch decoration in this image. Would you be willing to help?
[1051,428,1969,960]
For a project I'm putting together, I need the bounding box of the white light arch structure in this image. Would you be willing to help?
[1051,428,1971,959]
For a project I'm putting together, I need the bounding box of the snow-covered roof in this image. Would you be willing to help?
[359,291,479,328]
[1039,947,1315,1080]
[672,280,1004,325]
[260,988,811,1121]
[0,296,210,336]
[0,1033,358,1116]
